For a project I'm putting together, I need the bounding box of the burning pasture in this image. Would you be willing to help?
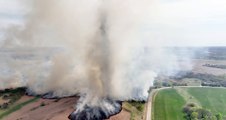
[0,0,192,119]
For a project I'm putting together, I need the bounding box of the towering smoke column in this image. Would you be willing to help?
[69,7,123,120]
[1,0,193,119]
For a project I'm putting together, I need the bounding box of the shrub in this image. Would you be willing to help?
[191,112,198,119]
[40,102,46,107]
[187,103,196,107]
[1,103,9,109]
[182,103,221,120]
[215,113,223,120]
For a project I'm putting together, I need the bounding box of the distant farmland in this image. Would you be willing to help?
[153,87,226,120]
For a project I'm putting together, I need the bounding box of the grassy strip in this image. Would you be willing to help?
[175,87,201,106]
[0,97,39,119]
[153,89,186,120]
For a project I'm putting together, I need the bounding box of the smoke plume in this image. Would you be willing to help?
[0,0,193,119]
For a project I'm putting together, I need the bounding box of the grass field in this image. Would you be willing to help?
[153,89,185,120]
[153,87,226,120]
[187,87,226,116]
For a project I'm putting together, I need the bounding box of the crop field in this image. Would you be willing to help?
[153,87,226,120]
[153,89,185,120]
[187,87,226,116]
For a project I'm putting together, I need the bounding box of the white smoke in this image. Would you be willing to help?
[0,0,193,119]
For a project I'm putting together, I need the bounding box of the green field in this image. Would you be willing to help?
[187,87,226,116]
[153,87,226,120]
[153,89,185,120]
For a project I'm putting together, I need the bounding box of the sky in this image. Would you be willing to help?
[0,0,226,46]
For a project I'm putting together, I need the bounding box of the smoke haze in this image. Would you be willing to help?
[0,0,193,119]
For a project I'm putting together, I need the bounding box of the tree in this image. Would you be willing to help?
[153,80,162,88]
[182,103,223,120]
[216,113,223,120]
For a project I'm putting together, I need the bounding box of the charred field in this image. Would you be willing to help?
[0,88,145,120]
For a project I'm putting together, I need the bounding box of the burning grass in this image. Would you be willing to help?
[69,98,122,120]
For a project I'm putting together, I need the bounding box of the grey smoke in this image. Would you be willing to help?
[0,0,193,119]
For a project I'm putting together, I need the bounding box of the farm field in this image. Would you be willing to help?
[153,87,226,120]
[0,88,144,120]
[153,89,185,120]
[187,87,226,116]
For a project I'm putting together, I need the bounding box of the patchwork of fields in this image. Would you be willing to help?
[153,87,226,120]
